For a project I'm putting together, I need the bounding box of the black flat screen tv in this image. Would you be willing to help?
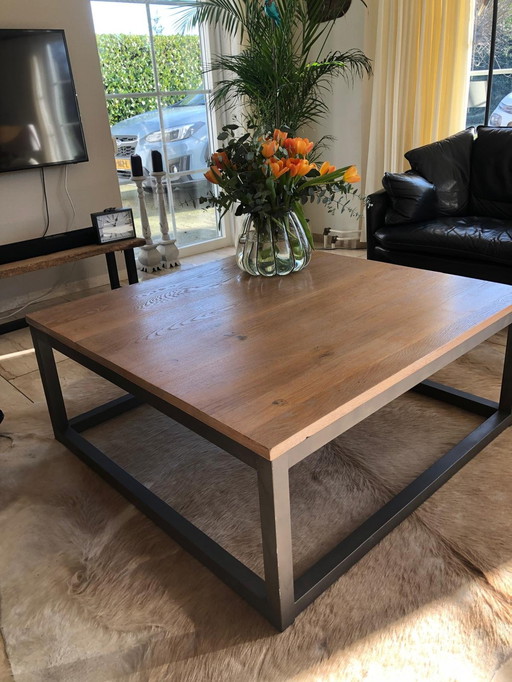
[0,28,88,173]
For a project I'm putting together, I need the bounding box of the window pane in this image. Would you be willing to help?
[171,172,220,248]
[110,96,159,172]
[158,94,210,175]
[92,2,154,96]
[466,0,492,128]
[91,0,222,250]
[118,172,220,248]
[466,0,512,128]
[489,1,512,127]
[149,5,204,92]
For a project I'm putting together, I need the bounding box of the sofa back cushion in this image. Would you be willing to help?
[382,171,438,224]
[404,128,474,215]
[470,126,512,219]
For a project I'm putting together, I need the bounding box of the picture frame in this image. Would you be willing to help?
[91,207,136,244]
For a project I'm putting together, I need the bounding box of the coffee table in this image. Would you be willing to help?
[27,253,512,631]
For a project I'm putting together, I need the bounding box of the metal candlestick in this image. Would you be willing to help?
[151,171,180,268]
[131,174,162,272]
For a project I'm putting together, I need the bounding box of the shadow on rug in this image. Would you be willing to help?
[0,333,510,681]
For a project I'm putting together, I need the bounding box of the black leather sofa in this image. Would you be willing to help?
[366,127,512,285]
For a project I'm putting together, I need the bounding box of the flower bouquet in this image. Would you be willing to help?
[202,126,361,276]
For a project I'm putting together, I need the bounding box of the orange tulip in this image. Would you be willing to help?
[343,165,361,183]
[285,157,316,177]
[283,137,314,157]
[261,140,278,158]
[204,166,221,184]
[212,151,230,169]
[283,138,296,156]
[273,129,288,146]
[295,137,314,156]
[268,158,289,178]
[320,161,336,176]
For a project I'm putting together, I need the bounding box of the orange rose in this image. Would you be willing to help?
[343,165,361,183]
[204,166,220,184]
[261,140,278,158]
[320,161,336,175]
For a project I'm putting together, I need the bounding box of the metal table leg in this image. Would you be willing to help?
[257,456,295,630]
[28,324,512,632]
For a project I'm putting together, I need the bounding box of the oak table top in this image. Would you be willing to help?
[26,252,512,460]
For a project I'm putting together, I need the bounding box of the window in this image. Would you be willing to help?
[466,0,512,128]
[91,0,228,252]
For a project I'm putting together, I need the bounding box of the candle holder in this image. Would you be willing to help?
[131,174,162,272]
[151,171,180,268]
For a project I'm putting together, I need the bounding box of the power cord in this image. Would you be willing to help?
[0,165,79,321]
[40,167,50,237]
[0,262,78,320]
[63,164,76,231]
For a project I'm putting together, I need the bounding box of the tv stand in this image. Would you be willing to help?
[0,228,145,335]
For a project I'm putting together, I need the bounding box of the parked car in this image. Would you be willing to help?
[489,92,512,127]
[111,93,209,187]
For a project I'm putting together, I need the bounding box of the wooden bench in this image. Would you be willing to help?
[0,236,145,335]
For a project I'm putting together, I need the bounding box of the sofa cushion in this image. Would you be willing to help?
[382,172,438,224]
[470,126,512,219]
[373,216,512,266]
[404,128,474,215]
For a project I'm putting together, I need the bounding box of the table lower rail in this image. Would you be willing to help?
[30,326,512,631]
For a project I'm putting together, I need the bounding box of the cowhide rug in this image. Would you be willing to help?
[0,332,510,682]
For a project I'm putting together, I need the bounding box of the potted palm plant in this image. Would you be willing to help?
[180,0,371,276]
[181,0,371,133]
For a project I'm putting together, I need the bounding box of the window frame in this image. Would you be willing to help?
[91,0,234,254]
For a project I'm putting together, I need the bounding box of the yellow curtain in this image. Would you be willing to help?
[363,0,474,198]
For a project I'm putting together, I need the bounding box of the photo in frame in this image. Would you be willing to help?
[91,208,136,244]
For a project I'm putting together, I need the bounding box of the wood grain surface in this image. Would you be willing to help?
[26,253,512,459]
[0,238,145,279]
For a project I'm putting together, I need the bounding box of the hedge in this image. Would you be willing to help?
[96,34,203,125]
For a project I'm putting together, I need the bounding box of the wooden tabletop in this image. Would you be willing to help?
[26,253,512,460]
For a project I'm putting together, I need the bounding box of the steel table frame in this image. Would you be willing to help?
[30,324,512,631]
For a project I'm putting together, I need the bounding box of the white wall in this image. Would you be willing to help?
[304,0,369,239]
[0,0,122,313]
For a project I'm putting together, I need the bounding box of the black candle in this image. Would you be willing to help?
[130,154,143,177]
[151,150,163,173]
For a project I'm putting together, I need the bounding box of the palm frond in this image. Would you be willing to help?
[175,0,248,38]
[195,0,372,132]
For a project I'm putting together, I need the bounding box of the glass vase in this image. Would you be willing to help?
[236,210,312,277]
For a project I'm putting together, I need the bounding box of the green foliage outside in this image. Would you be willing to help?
[96,33,203,125]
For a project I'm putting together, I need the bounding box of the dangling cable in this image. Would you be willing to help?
[64,164,76,231]
[41,168,50,237]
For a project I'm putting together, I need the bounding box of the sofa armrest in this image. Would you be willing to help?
[366,189,390,259]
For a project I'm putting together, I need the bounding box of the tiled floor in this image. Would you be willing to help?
[0,246,366,406]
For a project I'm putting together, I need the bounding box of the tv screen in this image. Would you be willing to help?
[0,29,88,173]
